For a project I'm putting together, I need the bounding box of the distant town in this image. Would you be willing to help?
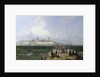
[16,37,60,46]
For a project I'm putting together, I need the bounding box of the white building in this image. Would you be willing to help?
[16,38,56,46]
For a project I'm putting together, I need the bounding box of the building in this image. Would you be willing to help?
[16,37,56,46]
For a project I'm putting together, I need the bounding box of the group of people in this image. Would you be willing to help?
[50,45,78,57]
[40,45,82,60]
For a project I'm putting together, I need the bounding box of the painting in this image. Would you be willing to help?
[16,16,83,60]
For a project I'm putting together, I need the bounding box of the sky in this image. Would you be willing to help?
[16,16,83,45]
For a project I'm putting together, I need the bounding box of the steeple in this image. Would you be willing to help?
[48,37,50,41]
[37,37,39,40]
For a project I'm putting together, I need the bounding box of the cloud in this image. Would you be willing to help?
[31,17,50,37]
[16,16,50,41]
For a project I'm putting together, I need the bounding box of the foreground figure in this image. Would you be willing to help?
[40,45,83,60]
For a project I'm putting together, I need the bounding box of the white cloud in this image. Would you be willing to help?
[31,17,50,37]
[16,16,50,41]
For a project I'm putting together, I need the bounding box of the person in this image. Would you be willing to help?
[69,50,71,56]
[67,47,70,55]
[51,51,53,56]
